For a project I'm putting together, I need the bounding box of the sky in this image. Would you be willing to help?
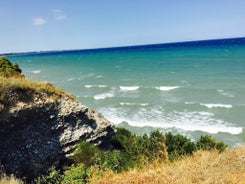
[0,0,245,53]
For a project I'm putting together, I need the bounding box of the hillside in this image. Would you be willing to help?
[93,145,245,184]
[1,145,245,184]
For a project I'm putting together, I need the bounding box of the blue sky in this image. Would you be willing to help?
[0,0,245,53]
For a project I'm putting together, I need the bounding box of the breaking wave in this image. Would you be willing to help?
[156,86,181,91]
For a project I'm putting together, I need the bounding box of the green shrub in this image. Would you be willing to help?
[110,128,168,166]
[165,132,196,161]
[196,135,227,152]
[36,130,229,183]
[70,141,100,166]
[70,128,168,174]
[110,128,133,150]
[148,131,168,160]
[96,150,124,172]
[34,166,62,184]
[63,164,91,184]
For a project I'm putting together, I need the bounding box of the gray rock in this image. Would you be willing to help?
[0,92,116,180]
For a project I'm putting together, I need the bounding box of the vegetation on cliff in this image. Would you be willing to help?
[0,128,238,184]
[2,144,245,183]
[0,57,22,78]
[0,57,74,109]
[32,128,227,184]
[94,145,245,184]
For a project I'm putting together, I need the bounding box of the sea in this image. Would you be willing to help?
[5,38,245,146]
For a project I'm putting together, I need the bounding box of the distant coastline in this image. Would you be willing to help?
[1,37,245,56]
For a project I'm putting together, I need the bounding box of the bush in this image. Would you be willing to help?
[70,128,168,174]
[165,132,196,161]
[196,135,227,152]
[70,141,100,166]
[34,166,62,184]
[70,140,126,172]
[36,130,229,183]
[110,128,168,166]
[96,150,124,172]
[144,131,168,161]
[110,128,133,150]
[165,133,228,161]
[63,164,92,184]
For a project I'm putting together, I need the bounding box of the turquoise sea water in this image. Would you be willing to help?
[7,39,245,146]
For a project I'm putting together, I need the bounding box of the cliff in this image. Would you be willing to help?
[0,58,116,180]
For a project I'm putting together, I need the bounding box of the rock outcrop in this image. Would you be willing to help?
[0,88,116,180]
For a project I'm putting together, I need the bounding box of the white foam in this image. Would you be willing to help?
[200,103,233,109]
[140,103,149,106]
[67,78,75,81]
[119,102,149,106]
[120,102,136,106]
[97,85,107,88]
[185,102,195,105]
[93,92,114,100]
[32,70,41,74]
[85,85,107,88]
[217,90,234,98]
[156,86,181,91]
[120,86,139,91]
[85,85,93,88]
[99,107,242,135]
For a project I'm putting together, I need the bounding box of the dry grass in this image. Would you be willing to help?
[91,145,245,184]
[0,174,23,184]
[0,76,74,103]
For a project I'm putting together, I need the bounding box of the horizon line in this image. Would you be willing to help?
[1,36,245,56]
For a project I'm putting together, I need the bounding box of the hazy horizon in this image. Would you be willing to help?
[1,36,244,55]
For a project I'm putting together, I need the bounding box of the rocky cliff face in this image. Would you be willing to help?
[0,88,116,179]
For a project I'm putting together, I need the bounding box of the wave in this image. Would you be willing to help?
[85,85,107,88]
[67,78,76,81]
[32,70,41,74]
[217,90,234,98]
[98,107,242,135]
[184,102,195,105]
[85,85,93,88]
[200,103,233,109]
[120,86,140,91]
[93,92,114,100]
[120,102,136,106]
[156,86,181,91]
[120,102,149,106]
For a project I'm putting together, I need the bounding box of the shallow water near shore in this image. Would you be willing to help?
[7,39,245,146]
